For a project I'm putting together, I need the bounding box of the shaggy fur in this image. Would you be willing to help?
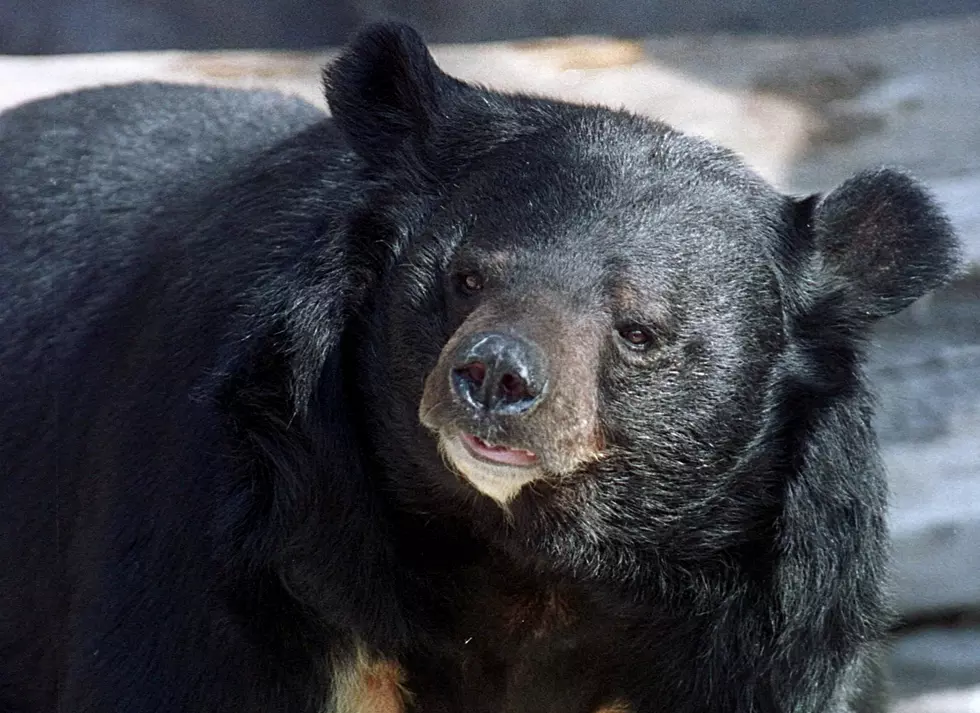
[0,23,959,713]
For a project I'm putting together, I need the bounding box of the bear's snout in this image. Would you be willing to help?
[450,332,549,417]
[419,302,606,504]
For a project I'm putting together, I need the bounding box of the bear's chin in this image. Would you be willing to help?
[438,433,545,505]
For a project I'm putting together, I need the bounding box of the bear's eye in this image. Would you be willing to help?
[617,324,655,350]
[456,271,484,295]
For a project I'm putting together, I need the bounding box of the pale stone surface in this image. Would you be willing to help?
[0,50,330,111]
[893,685,980,713]
[871,274,980,615]
[891,627,980,698]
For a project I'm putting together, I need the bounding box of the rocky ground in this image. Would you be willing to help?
[2,14,978,711]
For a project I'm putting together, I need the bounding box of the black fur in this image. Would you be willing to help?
[0,24,960,713]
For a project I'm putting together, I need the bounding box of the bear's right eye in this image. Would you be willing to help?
[456,271,484,295]
[616,324,656,351]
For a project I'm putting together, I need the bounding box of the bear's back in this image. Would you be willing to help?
[0,85,339,713]
[0,82,325,325]
[0,84,331,400]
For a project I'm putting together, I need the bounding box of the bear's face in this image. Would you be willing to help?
[325,26,958,561]
[352,115,792,538]
[404,126,786,507]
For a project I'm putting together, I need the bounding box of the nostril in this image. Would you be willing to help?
[498,372,532,404]
[454,361,486,388]
[449,331,547,415]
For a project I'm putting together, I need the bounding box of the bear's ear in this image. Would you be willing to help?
[324,23,456,167]
[801,169,960,321]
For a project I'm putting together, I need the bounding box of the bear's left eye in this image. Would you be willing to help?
[456,271,484,295]
[617,324,655,350]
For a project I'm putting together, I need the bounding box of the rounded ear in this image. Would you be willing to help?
[323,23,456,167]
[802,169,960,320]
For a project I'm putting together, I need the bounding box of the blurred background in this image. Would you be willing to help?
[2,1,979,710]
[2,0,980,53]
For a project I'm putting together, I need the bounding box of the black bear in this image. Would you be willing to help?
[0,23,960,713]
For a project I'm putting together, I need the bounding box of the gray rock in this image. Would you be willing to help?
[894,685,980,713]
[871,276,980,615]
[891,626,980,699]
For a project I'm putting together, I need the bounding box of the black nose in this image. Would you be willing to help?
[450,332,548,415]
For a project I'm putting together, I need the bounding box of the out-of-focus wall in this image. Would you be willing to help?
[4,0,980,54]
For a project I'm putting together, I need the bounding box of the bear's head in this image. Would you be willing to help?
[323,25,959,572]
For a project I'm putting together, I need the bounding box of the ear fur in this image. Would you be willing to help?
[323,23,456,167]
[801,169,960,321]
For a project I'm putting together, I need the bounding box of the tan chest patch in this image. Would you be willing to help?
[594,703,634,713]
[329,644,410,713]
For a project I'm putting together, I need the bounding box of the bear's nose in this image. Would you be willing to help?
[450,332,548,416]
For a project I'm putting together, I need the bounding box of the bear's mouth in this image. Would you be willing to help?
[437,432,544,504]
[460,433,539,467]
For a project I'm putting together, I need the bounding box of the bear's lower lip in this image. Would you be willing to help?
[460,434,538,467]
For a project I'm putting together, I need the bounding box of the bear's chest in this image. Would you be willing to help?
[405,567,638,713]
